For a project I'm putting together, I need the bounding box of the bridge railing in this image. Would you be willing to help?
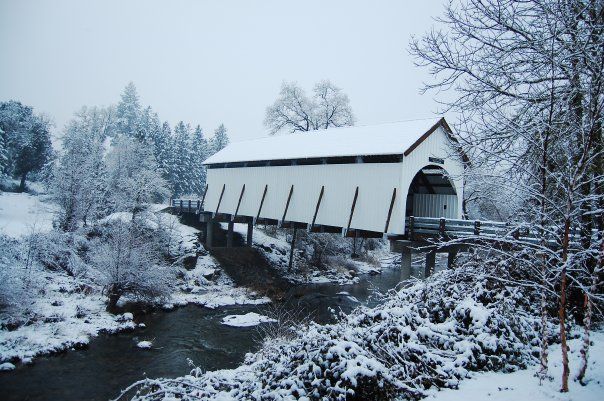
[171,198,204,214]
[405,216,589,246]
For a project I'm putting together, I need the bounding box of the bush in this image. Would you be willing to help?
[90,220,176,310]
[120,258,549,401]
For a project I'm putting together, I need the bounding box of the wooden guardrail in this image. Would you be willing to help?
[405,216,588,246]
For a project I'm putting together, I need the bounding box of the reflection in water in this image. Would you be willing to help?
[0,255,441,401]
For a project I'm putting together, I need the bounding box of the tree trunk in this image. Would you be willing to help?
[19,172,27,192]
[577,237,603,383]
[559,217,571,392]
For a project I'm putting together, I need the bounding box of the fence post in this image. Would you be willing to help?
[409,216,415,240]
[474,220,481,235]
[439,218,446,236]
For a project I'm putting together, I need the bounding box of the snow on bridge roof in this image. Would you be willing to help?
[203,117,450,165]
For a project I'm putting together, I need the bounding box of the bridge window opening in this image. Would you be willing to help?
[406,165,458,219]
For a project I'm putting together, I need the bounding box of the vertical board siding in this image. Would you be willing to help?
[206,163,404,233]
[413,194,459,218]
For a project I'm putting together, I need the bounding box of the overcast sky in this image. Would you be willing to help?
[0,0,447,142]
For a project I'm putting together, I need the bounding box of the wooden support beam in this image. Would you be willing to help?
[384,187,397,233]
[255,185,268,225]
[345,186,359,235]
[418,171,436,194]
[447,250,458,269]
[288,227,297,271]
[425,251,436,277]
[200,184,208,210]
[227,221,234,248]
[233,184,246,220]
[246,221,253,246]
[474,220,481,235]
[205,219,214,248]
[215,184,226,215]
[309,186,324,231]
[280,184,294,227]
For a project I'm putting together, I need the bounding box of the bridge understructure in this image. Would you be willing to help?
[171,199,543,277]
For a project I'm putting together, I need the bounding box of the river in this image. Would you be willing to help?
[0,253,431,401]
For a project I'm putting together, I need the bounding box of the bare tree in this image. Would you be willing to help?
[264,80,354,134]
[411,0,604,391]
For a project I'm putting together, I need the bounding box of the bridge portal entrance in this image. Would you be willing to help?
[405,165,458,219]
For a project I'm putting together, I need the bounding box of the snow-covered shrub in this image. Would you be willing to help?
[90,220,176,310]
[120,258,548,401]
[30,230,89,276]
[0,235,28,314]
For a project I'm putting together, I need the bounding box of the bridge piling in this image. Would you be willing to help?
[447,250,458,269]
[227,221,234,248]
[425,251,436,277]
[206,219,214,248]
[401,251,412,280]
[246,222,253,246]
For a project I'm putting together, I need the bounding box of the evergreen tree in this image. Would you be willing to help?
[190,125,209,194]
[172,121,194,196]
[210,124,229,154]
[115,82,141,138]
[0,100,53,191]
[0,127,7,178]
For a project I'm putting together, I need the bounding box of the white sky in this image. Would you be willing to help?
[0,0,447,142]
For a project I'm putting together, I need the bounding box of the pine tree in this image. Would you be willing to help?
[115,82,141,138]
[0,101,53,191]
[0,127,7,178]
[210,124,229,154]
[172,121,193,196]
[190,125,209,195]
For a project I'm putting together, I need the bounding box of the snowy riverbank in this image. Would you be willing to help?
[0,196,268,366]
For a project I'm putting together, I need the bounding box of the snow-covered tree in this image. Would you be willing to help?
[0,127,7,178]
[264,81,354,134]
[171,121,194,196]
[52,106,110,231]
[190,125,208,194]
[0,101,53,191]
[115,82,141,138]
[91,220,174,310]
[210,123,229,153]
[105,136,169,216]
[411,0,604,390]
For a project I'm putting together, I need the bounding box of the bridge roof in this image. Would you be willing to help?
[204,117,451,165]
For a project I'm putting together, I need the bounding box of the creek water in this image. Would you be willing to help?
[0,248,433,401]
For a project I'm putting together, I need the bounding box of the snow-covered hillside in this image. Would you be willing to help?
[0,192,57,238]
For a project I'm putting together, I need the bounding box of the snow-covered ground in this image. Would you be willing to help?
[0,192,57,238]
[0,268,137,364]
[0,199,268,365]
[427,331,604,401]
[171,253,270,309]
[221,312,277,327]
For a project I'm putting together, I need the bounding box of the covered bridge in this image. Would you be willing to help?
[201,117,465,238]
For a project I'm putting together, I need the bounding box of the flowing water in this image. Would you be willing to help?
[1,238,436,401]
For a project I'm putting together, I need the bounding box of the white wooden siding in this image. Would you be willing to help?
[399,127,464,230]
[413,194,459,219]
[205,163,404,234]
[204,125,464,235]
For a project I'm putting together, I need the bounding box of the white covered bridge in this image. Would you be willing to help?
[200,117,465,239]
